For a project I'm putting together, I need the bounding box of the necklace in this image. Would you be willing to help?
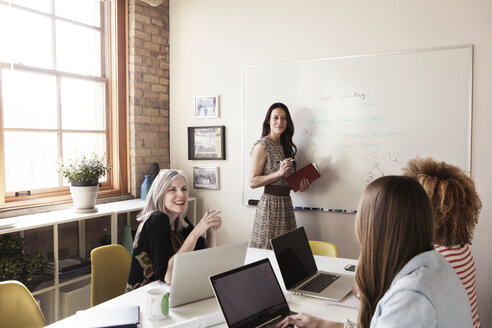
[170,223,184,252]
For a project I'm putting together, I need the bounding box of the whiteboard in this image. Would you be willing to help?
[242,46,472,211]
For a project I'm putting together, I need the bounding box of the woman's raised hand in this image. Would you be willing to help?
[195,209,222,236]
[277,157,294,177]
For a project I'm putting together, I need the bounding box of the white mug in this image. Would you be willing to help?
[146,287,169,320]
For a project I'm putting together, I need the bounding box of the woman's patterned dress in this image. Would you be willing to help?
[250,136,296,249]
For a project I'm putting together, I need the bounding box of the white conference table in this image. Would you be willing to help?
[47,248,358,328]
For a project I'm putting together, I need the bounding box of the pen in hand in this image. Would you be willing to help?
[276,159,296,164]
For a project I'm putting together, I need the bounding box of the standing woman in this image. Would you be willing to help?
[249,103,308,249]
[126,169,222,291]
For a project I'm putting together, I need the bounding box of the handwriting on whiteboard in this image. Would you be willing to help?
[355,151,403,184]
[297,90,404,150]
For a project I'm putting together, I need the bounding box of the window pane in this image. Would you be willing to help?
[11,8,52,68]
[0,5,12,63]
[61,78,105,130]
[10,0,51,13]
[55,0,100,27]
[4,132,59,192]
[2,70,57,129]
[62,132,108,183]
[62,133,107,162]
[56,20,101,76]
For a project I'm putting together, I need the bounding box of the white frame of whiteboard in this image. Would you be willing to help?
[241,45,473,211]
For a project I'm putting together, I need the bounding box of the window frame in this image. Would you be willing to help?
[0,0,128,211]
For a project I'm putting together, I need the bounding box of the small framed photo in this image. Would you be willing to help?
[188,125,226,160]
[193,166,219,189]
[194,95,219,118]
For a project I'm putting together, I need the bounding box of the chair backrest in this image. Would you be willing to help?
[91,244,131,307]
[0,280,46,328]
[308,240,338,257]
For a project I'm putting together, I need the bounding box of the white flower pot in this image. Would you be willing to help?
[70,185,99,213]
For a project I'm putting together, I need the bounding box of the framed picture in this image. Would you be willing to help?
[194,95,219,118]
[193,166,219,189]
[188,126,226,160]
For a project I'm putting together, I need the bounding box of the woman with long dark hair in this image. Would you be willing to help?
[249,102,309,249]
[278,176,473,327]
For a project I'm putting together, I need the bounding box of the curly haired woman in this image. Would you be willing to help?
[403,157,482,328]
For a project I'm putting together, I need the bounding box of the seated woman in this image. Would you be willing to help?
[278,176,473,328]
[126,169,222,291]
[403,157,482,327]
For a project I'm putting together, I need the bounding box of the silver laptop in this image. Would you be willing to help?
[210,258,296,328]
[270,227,354,301]
[169,241,248,308]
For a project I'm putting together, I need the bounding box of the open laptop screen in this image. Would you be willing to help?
[170,241,248,307]
[210,259,290,328]
[270,227,318,290]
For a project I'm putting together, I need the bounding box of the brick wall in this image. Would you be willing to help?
[128,0,170,197]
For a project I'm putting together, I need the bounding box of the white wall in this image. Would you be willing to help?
[169,0,492,325]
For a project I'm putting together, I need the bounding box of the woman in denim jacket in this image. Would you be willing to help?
[278,176,472,328]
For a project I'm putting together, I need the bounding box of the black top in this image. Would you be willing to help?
[126,211,205,291]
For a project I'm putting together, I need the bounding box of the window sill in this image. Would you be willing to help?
[0,192,134,219]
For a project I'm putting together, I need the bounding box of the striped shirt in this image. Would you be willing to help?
[435,244,480,328]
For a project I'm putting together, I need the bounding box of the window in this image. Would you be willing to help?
[0,0,128,210]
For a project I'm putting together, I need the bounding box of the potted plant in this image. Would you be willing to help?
[0,234,24,280]
[57,153,110,213]
[0,235,24,283]
[0,235,46,291]
[0,234,23,255]
[0,256,25,281]
[23,252,47,291]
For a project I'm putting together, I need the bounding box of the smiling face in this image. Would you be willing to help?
[163,176,188,216]
[268,107,288,137]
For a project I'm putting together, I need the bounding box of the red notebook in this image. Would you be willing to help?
[285,163,321,192]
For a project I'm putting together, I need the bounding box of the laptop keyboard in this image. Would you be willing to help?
[263,320,294,328]
[260,312,297,328]
[298,273,340,293]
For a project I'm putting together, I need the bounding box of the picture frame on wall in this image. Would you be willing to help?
[193,166,219,189]
[188,125,226,160]
[194,95,219,118]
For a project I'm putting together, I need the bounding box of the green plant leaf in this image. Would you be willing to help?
[56,153,111,182]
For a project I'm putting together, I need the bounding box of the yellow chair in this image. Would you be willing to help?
[0,280,46,328]
[90,244,131,307]
[309,240,338,257]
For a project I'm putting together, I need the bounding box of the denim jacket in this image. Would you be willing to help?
[370,249,473,328]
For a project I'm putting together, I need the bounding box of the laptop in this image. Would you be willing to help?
[270,227,354,301]
[169,241,248,308]
[209,258,296,328]
[76,305,140,328]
